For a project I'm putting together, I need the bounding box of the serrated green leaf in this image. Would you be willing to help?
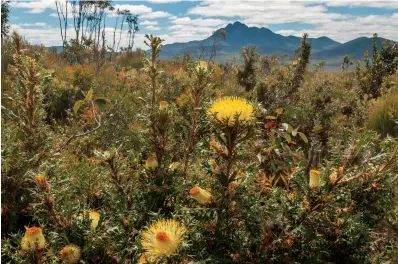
[73,100,85,114]
[298,132,308,144]
[275,108,284,115]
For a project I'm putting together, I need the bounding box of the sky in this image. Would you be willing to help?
[7,0,398,49]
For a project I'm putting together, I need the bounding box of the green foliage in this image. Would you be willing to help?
[366,92,398,137]
[1,31,398,264]
[237,46,259,92]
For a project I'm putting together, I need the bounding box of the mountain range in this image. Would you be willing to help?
[160,21,395,65]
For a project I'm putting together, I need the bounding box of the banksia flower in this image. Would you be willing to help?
[208,97,254,127]
[89,211,100,230]
[159,101,169,111]
[145,156,158,170]
[21,226,46,251]
[35,174,49,192]
[59,244,81,264]
[189,186,212,204]
[309,169,320,188]
[142,219,186,262]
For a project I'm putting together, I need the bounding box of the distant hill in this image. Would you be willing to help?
[161,21,341,60]
[160,21,396,65]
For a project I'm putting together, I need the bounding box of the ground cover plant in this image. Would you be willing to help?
[1,4,398,263]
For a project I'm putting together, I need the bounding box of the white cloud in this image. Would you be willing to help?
[146,25,161,31]
[112,4,152,15]
[19,22,47,27]
[276,13,398,42]
[13,0,56,13]
[171,17,229,27]
[141,20,158,26]
[140,11,172,19]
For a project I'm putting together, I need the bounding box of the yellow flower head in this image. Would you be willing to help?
[145,156,158,171]
[159,101,169,111]
[208,97,254,127]
[142,219,186,262]
[189,186,212,204]
[21,226,46,251]
[89,211,100,230]
[309,169,320,188]
[60,244,81,264]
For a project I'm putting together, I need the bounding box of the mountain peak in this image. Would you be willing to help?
[226,21,248,29]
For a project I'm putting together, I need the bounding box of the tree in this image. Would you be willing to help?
[1,0,10,41]
[237,46,259,92]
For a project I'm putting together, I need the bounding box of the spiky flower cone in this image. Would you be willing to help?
[141,219,186,262]
[208,97,254,127]
[21,226,46,251]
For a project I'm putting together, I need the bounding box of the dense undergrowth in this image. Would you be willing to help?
[1,29,398,264]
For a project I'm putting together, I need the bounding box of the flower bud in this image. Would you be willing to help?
[145,156,158,170]
[89,211,100,230]
[189,186,212,204]
[21,226,46,251]
[309,169,320,188]
[35,174,49,192]
[159,101,169,111]
[60,244,81,264]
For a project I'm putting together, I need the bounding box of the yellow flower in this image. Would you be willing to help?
[142,219,186,262]
[159,101,169,111]
[189,186,212,204]
[337,218,345,227]
[21,226,46,251]
[89,211,100,230]
[309,169,320,188]
[60,244,81,264]
[145,156,158,171]
[208,97,254,126]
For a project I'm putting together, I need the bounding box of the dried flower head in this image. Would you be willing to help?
[142,219,186,262]
[21,226,46,251]
[208,97,254,127]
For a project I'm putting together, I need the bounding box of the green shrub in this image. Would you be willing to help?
[366,93,398,137]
